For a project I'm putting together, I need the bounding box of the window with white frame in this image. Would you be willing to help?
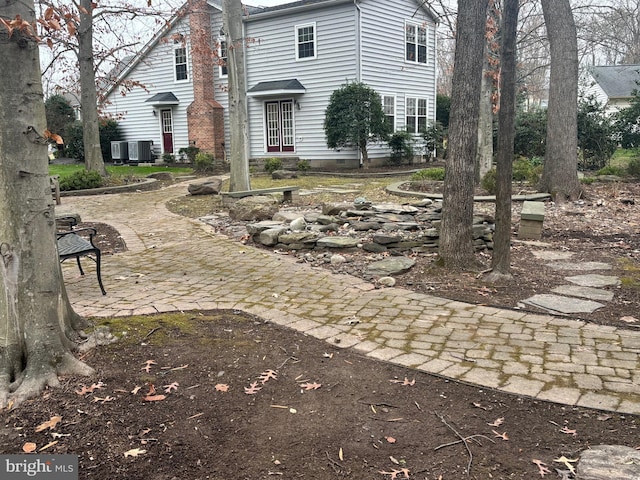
[406,97,428,133]
[174,46,188,81]
[382,95,396,131]
[405,21,427,64]
[296,23,316,60]
[219,40,228,77]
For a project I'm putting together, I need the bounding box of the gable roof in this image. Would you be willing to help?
[589,65,640,99]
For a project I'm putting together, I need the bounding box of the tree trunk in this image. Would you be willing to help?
[223,0,250,192]
[78,0,107,176]
[476,52,493,184]
[439,0,489,270]
[539,0,581,201]
[0,1,94,408]
[488,0,519,279]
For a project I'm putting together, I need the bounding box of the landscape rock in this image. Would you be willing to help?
[290,217,307,231]
[188,178,223,195]
[330,254,347,265]
[577,445,640,480]
[146,172,173,181]
[228,196,279,221]
[259,227,289,246]
[366,257,416,276]
[377,276,397,287]
[271,169,298,180]
[316,237,360,249]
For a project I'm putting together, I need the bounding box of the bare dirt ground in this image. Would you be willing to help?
[2,175,638,480]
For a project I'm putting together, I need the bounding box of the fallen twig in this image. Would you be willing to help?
[435,412,473,476]
[434,434,495,451]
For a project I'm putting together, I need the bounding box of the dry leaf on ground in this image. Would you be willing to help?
[492,430,509,440]
[379,468,410,479]
[300,382,321,390]
[487,417,504,427]
[144,394,166,402]
[389,377,415,386]
[259,370,278,384]
[163,382,179,393]
[75,382,104,395]
[215,383,229,392]
[124,448,146,458]
[35,416,62,432]
[22,442,37,453]
[532,459,551,477]
[141,360,157,373]
[244,382,263,395]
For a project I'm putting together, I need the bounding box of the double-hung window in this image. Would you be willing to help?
[219,40,228,78]
[405,21,427,64]
[296,23,317,60]
[174,46,188,81]
[406,97,428,133]
[382,95,396,132]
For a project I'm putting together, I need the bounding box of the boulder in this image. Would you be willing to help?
[188,178,223,195]
[147,172,173,181]
[366,256,416,276]
[228,196,279,221]
[271,169,298,180]
[316,236,360,249]
[577,445,640,480]
[259,227,288,246]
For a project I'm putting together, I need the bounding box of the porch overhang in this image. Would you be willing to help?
[247,79,306,98]
[145,92,179,106]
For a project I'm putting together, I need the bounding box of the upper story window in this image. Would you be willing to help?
[382,95,396,131]
[219,40,228,78]
[405,21,427,64]
[406,97,428,133]
[174,46,188,81]
[296,23,317,60]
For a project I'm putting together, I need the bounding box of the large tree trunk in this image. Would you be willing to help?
[223,0,250,192]
[0,1,94,407]
[439,0,489,270]
[539,0,581,201]
[78,0,107,176]
[488,0,519,279]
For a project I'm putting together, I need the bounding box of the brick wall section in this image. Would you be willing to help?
[187,0,225,160]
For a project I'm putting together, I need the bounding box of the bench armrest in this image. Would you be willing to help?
[56,228,99,247]
[56,216,78,231]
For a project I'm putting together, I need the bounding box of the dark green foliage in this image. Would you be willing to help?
[263,157,283,173]
[59,169,104,191]
[512,157,543,184]
[613,90,640,149]
[627,157,640,177]
[178,145,200,163]
[64,121,85,160]
[577,96,616,170]
[595,165,626,176]
[162,153,176,164]
[481,167,497,194]
[324,82,389,161]
[422,120,445,157]
[410,167,445,181]
[296,159,311,172]
[194,152,215,173]
[436,94,450,129]
[45,95,75,138]
[514,108,547,157]
[99,119,121,161]
[387,130,414,165]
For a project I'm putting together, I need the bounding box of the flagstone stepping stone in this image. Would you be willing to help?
[366,256,416,276]
[522,294,605,314]
[316,236,360,248]
[565,274,620,287]
[546,261,612,271]
[551,285,614,302]
[531,250,574,261]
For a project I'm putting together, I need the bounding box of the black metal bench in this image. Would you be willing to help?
[56,216,106,295]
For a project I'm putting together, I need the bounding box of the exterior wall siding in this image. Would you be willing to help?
[244,2,359,165]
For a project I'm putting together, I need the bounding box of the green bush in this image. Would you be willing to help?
[512,157,543,184]
[577,96,616,170]
[581,176,596,185]
[59,170,104,191]
[264,157,282,174]
[194,152,215,173]
[595,165,626,177]
[162,153,175,164]
[514,108,547,158]
[178,146,200,163]
[481,168,497,195]
[410,167,445,181]
[388,130,414,165]
[99,119,121,161]
[64,121,85,160]
[296,159,311,172]
[627,157,640,177]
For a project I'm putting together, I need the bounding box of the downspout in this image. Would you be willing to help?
[354,0,363,167]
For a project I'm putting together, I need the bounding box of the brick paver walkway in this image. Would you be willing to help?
[58,179,640,415]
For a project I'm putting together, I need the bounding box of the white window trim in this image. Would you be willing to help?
[381,94,396,132]
[218,38,228,79]
[174,45,189,82]
[295,22,317,61]
[405,96,429,134]
[404,20,428,65]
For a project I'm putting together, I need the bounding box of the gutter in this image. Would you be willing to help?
[244,0,352,22]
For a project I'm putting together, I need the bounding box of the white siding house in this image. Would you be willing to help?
[101,0,439,167]
[583,65,640,116]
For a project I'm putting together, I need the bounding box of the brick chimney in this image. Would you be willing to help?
[187,0,225,160]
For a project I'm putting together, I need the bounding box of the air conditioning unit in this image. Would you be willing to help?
[111,141,128,161]
[128,141,153,162]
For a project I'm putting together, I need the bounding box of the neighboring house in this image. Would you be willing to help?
[101,0,439,168]
[583,65,640,116]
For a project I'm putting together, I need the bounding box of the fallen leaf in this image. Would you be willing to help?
[143,394,166,402]
[22,442,37,453]
[597,414,612,421]
[620,316,638,323]
[323,352,334,358]
[51,433,70,439]
[244,381,262,395]
[300,382,321,391]
[131,386,141,395]
[532,459,551,477]
[92,396,115,404]
[379,468,410,479]
[389,377,415,386]
[492,430,509,440]
[559,426,577,436]
[35,416,62,432]
[487,417,504,427]
[389,456,400,465]
[259,370,278,384]
[553,456,578,474]
[339,447,344,461]
[141,360,157,373]
[472,402,490,410]
[75,382,104,395]
[163,382,179,393]
[124,448,146,458]
[385,436,396,444]
[146,384,156,396]
[215,383,229,392]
